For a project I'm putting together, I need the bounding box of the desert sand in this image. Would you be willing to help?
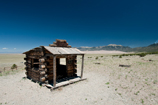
[0,53,157,105]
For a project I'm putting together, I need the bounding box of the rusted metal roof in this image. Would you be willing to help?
[43,46,84,55]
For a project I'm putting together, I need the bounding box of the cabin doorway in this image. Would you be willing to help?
[56,58,67,79]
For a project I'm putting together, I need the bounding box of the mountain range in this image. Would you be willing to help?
[78,43,158,52]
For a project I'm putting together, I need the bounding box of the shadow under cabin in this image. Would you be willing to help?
[23,39,85,89]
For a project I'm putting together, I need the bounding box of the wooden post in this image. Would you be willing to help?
[81,55,84,78]
[53,55,56,87]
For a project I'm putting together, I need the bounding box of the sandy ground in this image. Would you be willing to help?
[0,53,158,105]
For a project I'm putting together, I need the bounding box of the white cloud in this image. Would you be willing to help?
[14,48,16,50]
[2,48,8,49]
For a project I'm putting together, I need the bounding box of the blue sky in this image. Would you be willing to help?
[0,0,158,53]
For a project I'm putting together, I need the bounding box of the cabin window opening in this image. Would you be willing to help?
[60,58,66,65]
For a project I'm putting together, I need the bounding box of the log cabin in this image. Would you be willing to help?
[23,39,85,89]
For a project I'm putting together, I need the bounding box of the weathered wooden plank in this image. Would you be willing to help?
[44,46,84,55]
[44,46,60,54]
[53,55,56,87]
[81,55,84,78]
[58,48,70,54]
[67,48,79,54]
[48,78,87,90]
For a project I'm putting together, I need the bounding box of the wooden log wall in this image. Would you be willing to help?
[45,56,55,81]
[24,49,46,83]
[66,56,77,77]
[24,48,78,84]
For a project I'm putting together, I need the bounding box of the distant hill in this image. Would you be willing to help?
[78,44,131,51]
[78,43,158,52]
[129,43,158,52]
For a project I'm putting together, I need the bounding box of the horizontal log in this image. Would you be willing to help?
[56,39,66,42]
[27,56,40,59]
[31,77,39,82]
[47,70,53,73]
[33,62,39,64]
[67,66,74,70]
[46,62,54,65]
[47,67,54,70]
[29,52,44,56]
[25,63,31,67]
[46,65,55,68]
[39,68,47,71]
[47,78,53,81]
[25,66,31,70]
[27,71,40,75]
[49,78,87,90]
[67,68,74,71]
[26,73,41,79]
[45,74,53,78]
[56,55,67,58]
[46,59,53,62]
[40,71,46,75]
[66,70,74,73]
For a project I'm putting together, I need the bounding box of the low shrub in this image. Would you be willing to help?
[11,64,17,70]
[119,55,122,58]
[138,53,146,57]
